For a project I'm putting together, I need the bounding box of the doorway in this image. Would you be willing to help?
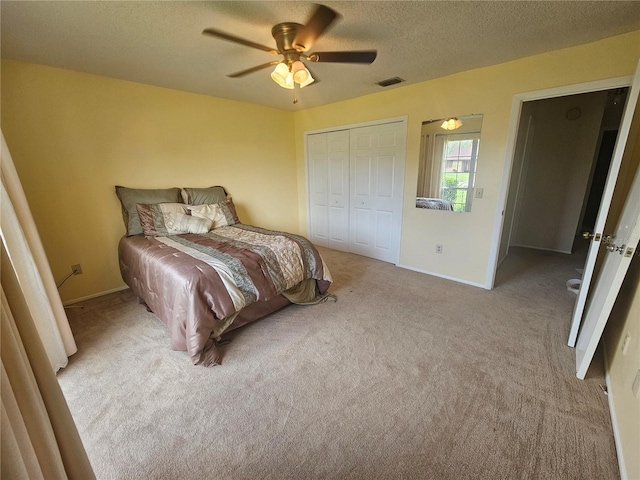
[496,87,628,285]
[489,62,640,380]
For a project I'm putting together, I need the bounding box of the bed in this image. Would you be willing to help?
[416,197,453,211]
[115,185,334,366]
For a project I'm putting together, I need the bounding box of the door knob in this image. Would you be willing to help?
[582,231,601,241]
[582,231,615,244]
[606,243,626,254]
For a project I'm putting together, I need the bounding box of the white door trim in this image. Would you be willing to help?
[304,116,409,136]
[486,76,634,290]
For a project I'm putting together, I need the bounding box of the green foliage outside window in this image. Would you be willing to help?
[443,173,470,212]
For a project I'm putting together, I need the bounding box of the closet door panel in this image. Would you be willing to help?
[353,207,372,246]
[350,122,405,263]
[308,131,350,250]
[329,205,348,245]
[350,149,375,252]
[377,155,396,198]
[327,131,350,250]
[311,205,329,240]
[354,156,372,196]
[375,210,393,250]
[307,133,329,246]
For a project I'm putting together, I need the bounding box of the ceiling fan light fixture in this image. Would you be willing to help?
[294,61,315,87]
[298,74,315,88]
[441,118,463,130]
[292,60,309,84]
[271,62,294,89]
[272,60,314,89]
[284,73,295,89]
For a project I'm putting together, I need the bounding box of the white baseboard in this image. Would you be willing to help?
[396,263,487,289]
[603,342,627,480]
[63,286,130,306]
[509,243,572,255]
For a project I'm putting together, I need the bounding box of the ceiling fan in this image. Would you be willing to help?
[202,4,377,92]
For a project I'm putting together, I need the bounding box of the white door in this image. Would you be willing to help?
[307,131,350,250]
[349,122,405,263]
[307,132,330,247]
[568,59,640,347]
[575,120,640,378]
[327,130,350,251]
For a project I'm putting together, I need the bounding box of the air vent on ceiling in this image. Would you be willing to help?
[377,77,405,87]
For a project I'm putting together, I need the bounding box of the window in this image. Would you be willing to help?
[441,134,480,212]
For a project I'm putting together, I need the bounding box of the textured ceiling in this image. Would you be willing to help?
[2,1,640,111]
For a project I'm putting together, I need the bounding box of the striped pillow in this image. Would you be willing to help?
[136,203,212,236]
[187,198,240,229]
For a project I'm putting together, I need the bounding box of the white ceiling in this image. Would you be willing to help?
[2,1,640,111]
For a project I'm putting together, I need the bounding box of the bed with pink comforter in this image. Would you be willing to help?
[119,224,333,366]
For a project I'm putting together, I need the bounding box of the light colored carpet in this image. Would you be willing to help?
[58,246,618,479]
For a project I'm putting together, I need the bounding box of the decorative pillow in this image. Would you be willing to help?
[187,198,240,229]
[181,186,227,206]
[115,186,183,236]
[136,203,213,236]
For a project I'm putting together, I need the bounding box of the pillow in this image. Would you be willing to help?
[115,186,183,236]
[136,203,213,236]
[181,186,227,206]
[187,198,240,229]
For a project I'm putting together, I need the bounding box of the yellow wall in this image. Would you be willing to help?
[293,30,640,287]
[2,32,640,296]
[1,60,296,303]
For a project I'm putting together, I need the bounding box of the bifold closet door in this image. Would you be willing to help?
[307,121,405,263]
[349,122,405,263]
[307,130,350,251]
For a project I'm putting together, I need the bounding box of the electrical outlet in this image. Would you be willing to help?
[475,187,484,199]
[621,333,631,355]
[436,244,443,254]
[71,264,82,275]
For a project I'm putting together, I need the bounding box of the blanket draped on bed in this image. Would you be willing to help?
[119,224,333,366]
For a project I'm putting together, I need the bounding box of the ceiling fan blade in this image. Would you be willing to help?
[293,4,339,52]
[309,51,377,64]
[202,28,279,55]
[228,61,281,78]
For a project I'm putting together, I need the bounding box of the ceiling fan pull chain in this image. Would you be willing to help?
[293,84,298,104]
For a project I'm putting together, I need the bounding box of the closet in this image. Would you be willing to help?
[306,119,406,264]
